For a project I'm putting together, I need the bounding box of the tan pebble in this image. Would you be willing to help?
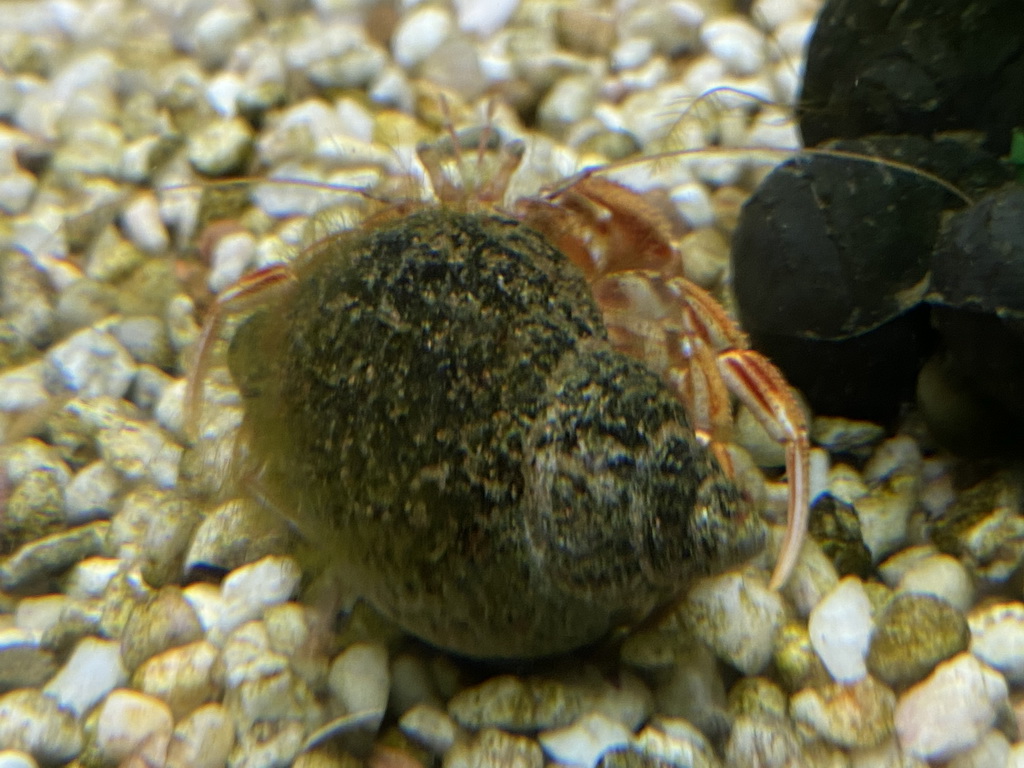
[94,689,173,767]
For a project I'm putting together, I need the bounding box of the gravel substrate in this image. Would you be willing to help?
[1,1,1024,768]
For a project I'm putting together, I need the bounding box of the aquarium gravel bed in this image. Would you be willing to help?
[1,1,1024,767]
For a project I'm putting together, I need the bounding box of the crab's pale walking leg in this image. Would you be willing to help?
[184,265,297,437]
[666,277,811,589]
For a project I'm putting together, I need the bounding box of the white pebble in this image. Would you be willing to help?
[64,461,121,524]
[897,554,974,612]
[134,641,220,720]
[685,571,786,674]
[207,231,256,294]
[895,653,1008,761]
[671,183,714,229]
[453,0,519,36]
[14,595,68,635]
[946,730,1010,768]
[182,583,226,635]
[808,576,874,683]
[220,555,301,624]
[774,17,815,58]
[392,6,453,69]
[701,16,766,76]
[94,689,173,767]
[0,749,39,768]
[43,636,127,717]
[329,642,389,731]
[119,192,169,254]
[969,602,1024,686]
[44,328,136,399]
[96,419,181,489]
[165,704,235,768]
[539,712,633,768]
[0,361,48,412]
[750,0,814,30]
[64,556,121,598]
[399,703,460,755]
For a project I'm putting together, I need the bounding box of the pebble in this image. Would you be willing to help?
[95,416,182,488]
[399,703,460,755]
[328,641,389,731]
[93,688,174,767]
[791,675,896,749]
[133,640,222,720]
[684,570,786,675]
[207,230,257,294]
[867,593,969,689]
[0,751,38,768]
[453,0,520,36]
[14,594,68,634]
[390,652,441,715]
[0,688,83,766]
[725,714,804,767]
[895,653,1009,761]
[896,553,974,611]
[0,628,56,690]
[0,361,48,412]
[184,497,291,575]
[968,602,1024,686]
[215,555,302,641]
[0,521,109,591]
[64,556,121,598]
[650,641,729,738]
[808,576,875,683]
[119,587,205,671]
[110,315,173,369]
[165,703,235,768]
[43,636,126,717]
[774,620,832,691]
[63,460,121,524]
[854,473,919,563]
[626,719,719,768]
[783,536,840,618]
[448,669,650,733]
[43,327,136,399]
[188,117,254,177]
[119,192,170,254]
[538,712,633,768]
[701,15,766,76]
[946,730,1011,768]
[392,5,453,69]
[444,728,543,768]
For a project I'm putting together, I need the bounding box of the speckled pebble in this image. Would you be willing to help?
[868,593,969,689]
[93,688,174,767]
[895,653,1009,761]
[684,570,785,674]
[44,327,136,399]
[969,602,1024,686]
[0,628,57,690]
[119,587,205,671]
[184,497,291,575]
[0,521,109,591]
[165,703,235,768]
[539,712,633,768]
[444,728,543,768]
[725,714,804,768]
[133,640,221,720]
[43,636,126,717]
[774,620,831,692]
[0,688,83,766]
[448,670,650,733]
[624,718,719,768]
[809,576,874,683]
[791,675,895,749]
[96,417,181,488]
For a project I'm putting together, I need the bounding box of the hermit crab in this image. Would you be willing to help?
[185,120,810,660]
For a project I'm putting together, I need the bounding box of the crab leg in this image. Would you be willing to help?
[184,264,297,438]
[717,348,810,589]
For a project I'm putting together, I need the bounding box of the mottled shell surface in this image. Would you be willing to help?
[228,207,763,659]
